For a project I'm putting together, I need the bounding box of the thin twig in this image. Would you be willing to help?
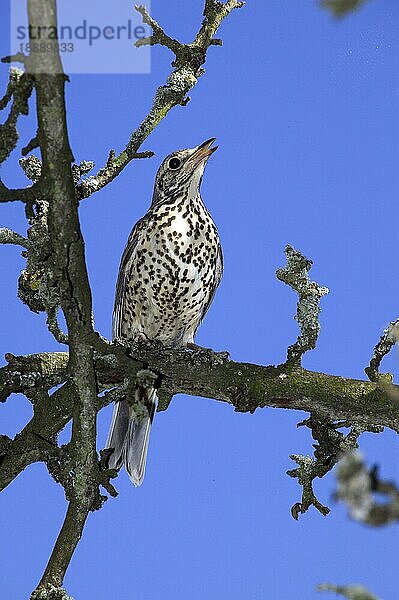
[46,308,68,345]
[365,319,399,383]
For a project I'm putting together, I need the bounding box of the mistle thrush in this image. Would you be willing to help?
[106,138,223,485]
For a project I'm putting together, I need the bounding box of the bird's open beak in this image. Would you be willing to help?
[188,138,218,168]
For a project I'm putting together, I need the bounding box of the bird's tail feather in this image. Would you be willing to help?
[106,397,130,471]
[106,387,157,486]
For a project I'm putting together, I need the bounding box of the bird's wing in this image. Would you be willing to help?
[112,216,146,340]
[199,242,223,324]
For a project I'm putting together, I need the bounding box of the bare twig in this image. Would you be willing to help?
[22,131,40,156]
[288,454,331,518]
[0,179,39,203]
[46,308,68,345]
[71,160,95,184]
[0,155,42,205]
[134,5,183,53]
[277,245,329,364]
[1,52,27,66]
[0,351,68,404]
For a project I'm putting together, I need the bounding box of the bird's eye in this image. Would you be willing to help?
[168,157,181,170]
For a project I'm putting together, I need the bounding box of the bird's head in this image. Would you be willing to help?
[151,138,218,206]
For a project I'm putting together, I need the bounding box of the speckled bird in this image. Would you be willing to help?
[106,138,223,485]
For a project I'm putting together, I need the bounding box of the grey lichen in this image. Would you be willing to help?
[288,454,330,518]
[365,318,399,383]
[71,160,95,185]
[0,227,30,248]
[20,154,42,182]
[277,245,329,363]
[0,67,33,164]
[287,417,373,519]
[30,585,73,600]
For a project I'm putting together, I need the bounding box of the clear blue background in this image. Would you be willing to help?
[1,1,399,598]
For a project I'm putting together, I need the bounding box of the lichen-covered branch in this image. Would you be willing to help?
[0,66,33,164]
[318,583,379,600]
[0,227,30,248]
[134,5,183,53]
[365,319,399,383]
[46,307,68,345]
[0,351,68,404]
[2,339,399,497]
[76,0,244,199]
[277,245,329,364]
[26,0,99,594]
[335,451,399,526]
[286,417,380,518]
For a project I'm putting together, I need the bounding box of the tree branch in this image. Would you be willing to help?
[0,227,30,248]
[0,351,68,404]
[0,179,39,203]
[287,417,381,519]
[2,340,399,497]
[134,5,183,53]
[76,0,244,199]
[26,0,99,593]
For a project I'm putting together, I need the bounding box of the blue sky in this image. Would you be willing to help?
[1,1,399,598]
